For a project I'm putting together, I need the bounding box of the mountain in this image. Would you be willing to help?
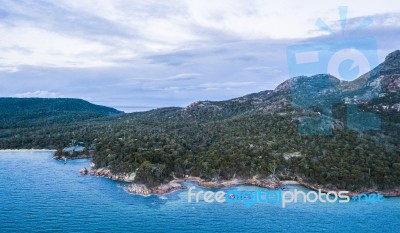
[0,50,399,191]
[0,98,123,128]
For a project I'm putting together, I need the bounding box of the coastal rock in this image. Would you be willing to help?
[126,184,152,196]
[244,178,281,189]
[89,168,137,183]
[296,177,400,197]
[88,166,400,197]
[125,180,185,196]
[123,172,136,182]
[89,168,114,179]
[196,177,282,190]
[80,167,88,175]
[89,166,184,195]
[197,181,225,188]
[151,180,185,195]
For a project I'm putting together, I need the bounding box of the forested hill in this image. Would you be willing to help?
[0,50,399,191]
[0,98,123,128]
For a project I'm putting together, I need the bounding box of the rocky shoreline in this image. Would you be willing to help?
[121,176,282,196]
[79,165,400,197]
[88,167,136,182]
[194,176,282,189]
[88,166,186,195]
[296,178,400,197]
[126,180,185,196]
[80,162,400,197]
[86,167,283,195]
[84,167,400,197]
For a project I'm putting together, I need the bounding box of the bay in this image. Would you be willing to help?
[0,151,399,232]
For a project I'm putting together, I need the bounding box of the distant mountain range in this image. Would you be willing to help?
[0,98,122,128]
[1,50,399,191]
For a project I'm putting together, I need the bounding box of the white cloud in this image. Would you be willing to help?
[0,25,114,68]
[166,73,201,81]
[0,65,19,73]
[184,0,400,39]
[13,90,63,98]
[244,66,271,71]
[1,0,400,71]
[200,81,256,89]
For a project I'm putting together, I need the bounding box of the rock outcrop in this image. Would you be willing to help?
[126,184,152,196]
[194,177,282,189]
[244,177,281,189]
[150,180,185,195]
[126,180,185,196]
[80,167,88,175]
[197,181,225,188]
[88,168,135,182]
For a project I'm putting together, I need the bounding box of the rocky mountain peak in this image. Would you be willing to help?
[382,50,400,70]
[385,50,400,61]
[379,50,400,92]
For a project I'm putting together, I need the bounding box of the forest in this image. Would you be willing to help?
[0,52,399,190]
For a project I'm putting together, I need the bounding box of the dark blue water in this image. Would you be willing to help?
[0,151,399,232]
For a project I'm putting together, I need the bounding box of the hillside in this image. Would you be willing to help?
[0,51,399,191]
[0,98,123,128]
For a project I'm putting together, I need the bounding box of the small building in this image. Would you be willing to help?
[62,145,85,154]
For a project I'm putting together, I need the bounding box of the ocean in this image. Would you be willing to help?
[0,151,399,232]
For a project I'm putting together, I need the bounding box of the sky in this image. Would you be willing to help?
[0,0,399,112]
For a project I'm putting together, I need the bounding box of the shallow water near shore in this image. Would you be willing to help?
[0,151,399,232]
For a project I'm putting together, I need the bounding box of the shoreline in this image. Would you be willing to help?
[21,154,392,198]
[88,167,281,196]
[2,151,398,198]
[296,179,400,197]
[88,168,400,197]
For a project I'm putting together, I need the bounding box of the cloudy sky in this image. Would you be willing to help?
[0,0,399,112]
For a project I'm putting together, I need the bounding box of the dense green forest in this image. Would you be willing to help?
[0,51,399,191]
[0,98,122,128]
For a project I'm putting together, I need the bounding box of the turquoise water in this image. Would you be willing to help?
[0,151,399,233]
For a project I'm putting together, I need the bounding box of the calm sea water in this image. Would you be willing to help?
[0,151,399,233]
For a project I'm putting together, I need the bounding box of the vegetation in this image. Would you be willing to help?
[0,92,398,190]
[0,52,399,190]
